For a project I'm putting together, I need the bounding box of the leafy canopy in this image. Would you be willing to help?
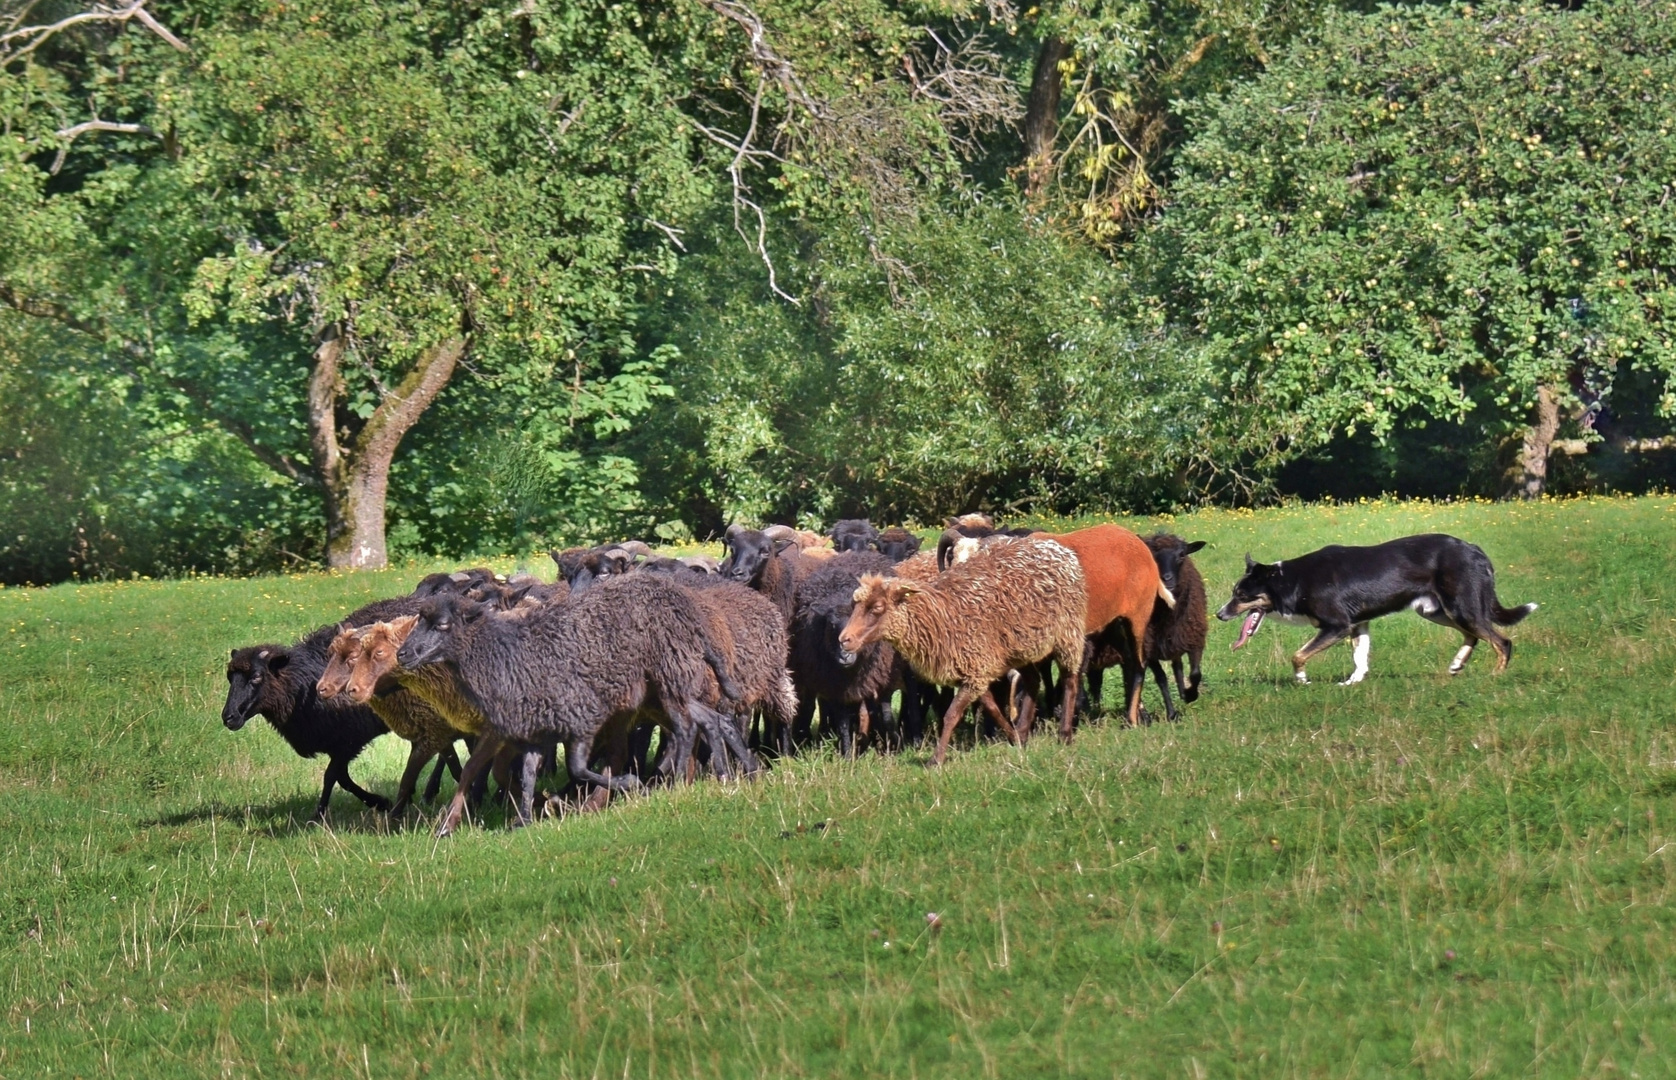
[1155,0,1676,468]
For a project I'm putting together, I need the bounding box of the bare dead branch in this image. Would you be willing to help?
[49,117,158,172]
[1,0,188,67]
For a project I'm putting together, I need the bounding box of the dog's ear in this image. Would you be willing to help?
[1244,552,1254,571]
[1184,540,1206,555]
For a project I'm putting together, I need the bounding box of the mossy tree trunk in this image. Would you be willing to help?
[309,325,466,570]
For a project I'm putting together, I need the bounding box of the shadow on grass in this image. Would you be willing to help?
[143,795,456,836]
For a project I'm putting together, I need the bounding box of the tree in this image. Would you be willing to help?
[4,0,717,568]
[1152,0,1676,496]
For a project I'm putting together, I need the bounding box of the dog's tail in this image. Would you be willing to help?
[1494,601,1538,626]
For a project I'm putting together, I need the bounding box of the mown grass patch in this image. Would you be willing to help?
[2,497,1674,1077]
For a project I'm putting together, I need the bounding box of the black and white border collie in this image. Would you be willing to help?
[1216,533,1537,684]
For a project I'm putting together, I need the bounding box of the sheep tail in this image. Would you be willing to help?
[1157,581,1177,610]
[702,641,745,702]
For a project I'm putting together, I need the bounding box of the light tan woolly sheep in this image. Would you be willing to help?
[838,537,1088,765]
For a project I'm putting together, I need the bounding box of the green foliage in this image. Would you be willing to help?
[1154,0,1676,470]
[640,199,1210,527]
[0,316,321,584]
[3,497,1675,1074]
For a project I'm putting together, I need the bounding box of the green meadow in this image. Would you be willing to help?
[2,497,1674,1078]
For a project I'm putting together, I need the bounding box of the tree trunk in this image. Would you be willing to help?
[1513,384,1561,499]
[310,325,466,569]
[1022,36,1069,197]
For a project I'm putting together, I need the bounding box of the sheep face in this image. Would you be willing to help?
[413,568,497,598]
[829,519,879,554]
[553,548,633,593]
[222,646,290,730]
[720,526,792,585]
[838,575,915,654]
[343,617,417,703]
[1146,536,1206,597]
[396,595,483,669]
[316,628,364,699]
[873,528,921,562]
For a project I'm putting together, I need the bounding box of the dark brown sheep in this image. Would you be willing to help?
[397,576,759,836]
[667,575,796,773]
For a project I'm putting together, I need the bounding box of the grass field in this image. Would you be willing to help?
[2,496,1674,1078]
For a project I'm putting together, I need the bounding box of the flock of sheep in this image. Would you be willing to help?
[220,516,1208,836]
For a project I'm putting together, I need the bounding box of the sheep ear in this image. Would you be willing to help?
[265,650,291,674]
[1184,540,1206,555]
[725,524,745,542]
[1244,552,1255,571]
[892,581,919,601]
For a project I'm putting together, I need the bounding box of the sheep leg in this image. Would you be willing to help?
[932,686,982,766]
[790,696,817,754]
[1012,667,1042,743]
[421,744,461,805]
[626,721,655,779]
[436,733,505,838]
[511,746,541,828]
[566,732,643,793]
[828,700,856,759]
[390,743,434,817]
[978,689,1020,746]
[1150,661,1179,723]
[331,759,392,815]
[898,676,925,747]
[1058,665,1082,744]
[1084,665,1104,718]
[701,641,745,702]
[696,702,760,777]
[309,764,340,823]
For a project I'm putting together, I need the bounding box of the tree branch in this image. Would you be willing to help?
[51,118,160,174]
[308,324,345,487]
[352,336,467,468]
[56,119,154,140]
[1,0,188,67]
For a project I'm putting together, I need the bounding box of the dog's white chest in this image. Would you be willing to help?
[1410,597,1440,616]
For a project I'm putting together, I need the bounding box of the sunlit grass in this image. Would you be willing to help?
[1,496,1673,1077]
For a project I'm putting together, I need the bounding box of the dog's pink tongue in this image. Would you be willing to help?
[1232,610,1263,650]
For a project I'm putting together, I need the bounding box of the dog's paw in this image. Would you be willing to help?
[1294,672,1310,685]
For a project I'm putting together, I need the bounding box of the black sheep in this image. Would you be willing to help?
[413,567,499,598]
[872,527,922,562]
[790,551,909,756]
[221,594,423,821]
[720,525,815,623]
[397,576,756,837]
[829,519,879,554]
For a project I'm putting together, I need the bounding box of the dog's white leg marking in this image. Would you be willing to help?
[1295,668,1310,685]
[1341,632,1371,685]
[1449,642,1475,675]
